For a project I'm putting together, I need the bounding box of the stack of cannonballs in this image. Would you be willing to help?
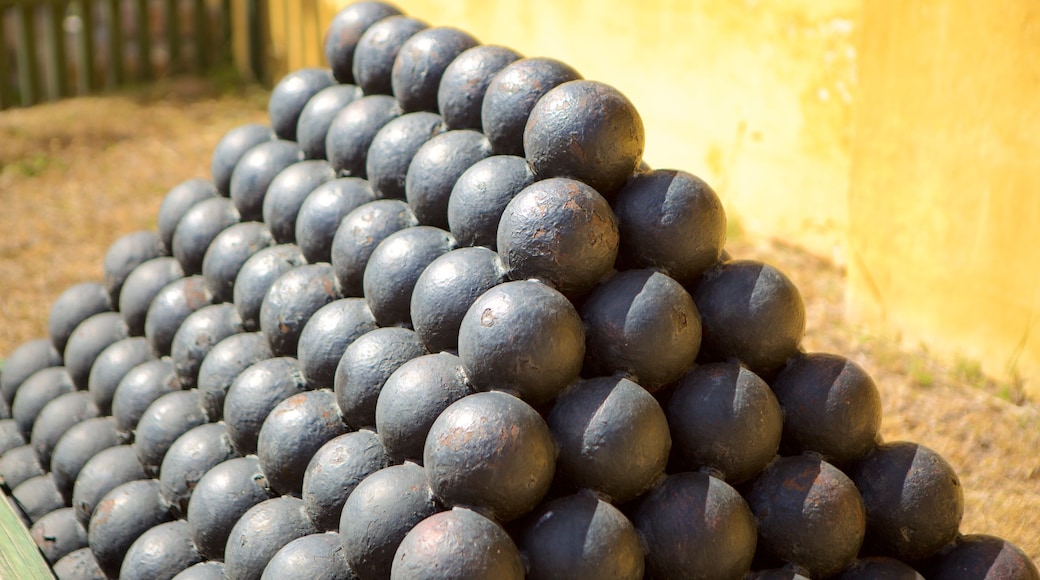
[0,2,1036,578]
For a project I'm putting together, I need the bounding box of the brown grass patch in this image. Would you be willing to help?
[0,79,1037,563]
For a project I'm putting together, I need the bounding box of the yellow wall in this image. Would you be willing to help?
[251,0,1040,392]
[849,1,1040,388]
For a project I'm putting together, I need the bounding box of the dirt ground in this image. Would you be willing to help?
[0,79,1037,564]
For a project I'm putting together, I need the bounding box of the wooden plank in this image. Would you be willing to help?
[48,0,68,99]
[165,0,179,72]
[192,0,207,70]
[0,6,14,109]
[105,0,123,87]
[16,2,41,105]
[80,0,96,92]
[134,0,151,80]
[0,489,55,580]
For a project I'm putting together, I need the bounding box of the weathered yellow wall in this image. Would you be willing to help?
[849,1,1040,388]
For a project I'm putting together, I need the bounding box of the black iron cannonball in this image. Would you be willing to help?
[325,94,401,178]
[11,473,65,525]
[186,456,273,562]
[224,496,319,580]
[12,367,75,437]
[135,389,210,478]
[667,362,783,484]
[331,199,418,297]
[447,154,535,249]
[233,244,307,332]
[297,84,363,160]
[52,547,106,580]
[852,441,964,562]
[424,391,556,522]
[835,557,925,579]
[297,298,377,390]
[391,27,480,113]
[112,358,180,438]
[614,169,727,285]
[64,311,129,390]
[30,507,88,565]
[693,259,806,379]
[631,472,757,579]
[353,15,428,96]
[201,221,276,304]
[772,352,883,465]
[144,276,213,358]
[119,520,203,580]
[437,45,522,131]
[457,280,584,405]
[119,257,185,337]
[211,125,276,196]
[375,353,476,464]
[229,140,305,222]
[390,507,524,580]
[928,534,1040,580]
[0,338,62,409]
[334,327,428,430]
[745,455,866,578]
[172,196,241,276]
[262,532,354,580]
[262,160,337,243]
[581,269,702,389]
[223,357,308,455]
[0,444,44,491]
[103,230,165,305]
[88,336,154,415]
[497,177,619,297]
[268,67,336,141]
[159,422,241,519]
[482,57,581,156]
[301,430,390,532]
[159,178,222,254]
[524,79,644,196]
[547,376,671,503]
[257,390,350,496]
[366,111,444,199]
[197,331,274,421]
[339,462,440,580]
[171,304,244,389]
[295,177,376,264]
[0,419,26,457]
[47,282,112,355]
[518,491,644,580]
[30,390,99,468]
[174,561,226,580]
[324,1,402,84]
[363,226,456,328]
[409,246,506,354]
[87,478,173,579]
[70,444,146,528]
[405,129,493,229]
[259,263,341,356]
[50,417,119,503]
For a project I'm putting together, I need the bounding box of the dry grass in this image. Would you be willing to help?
[0,79,1037,563]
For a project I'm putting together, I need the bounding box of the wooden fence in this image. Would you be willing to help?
[0,0,265,109]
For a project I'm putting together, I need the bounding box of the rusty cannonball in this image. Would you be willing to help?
[745,455,866,578]
[524,80,644,196]
[447,154,535,249]
[693,259,806,379]
[497,177,619,298]
[437,45,522,131]
[457,280,584,405]
[631,471,757,579]
[772,352,883,465]
[614,169,727,285]
[667,362,783,484]
[547,376,671,504]
[324,1,402,84]
[835,557,925,579]
[391,507,525,580]
[852,441,964,562]
[482,57,581,156]
[424,391,556,522]
[391,27,480,113]
[353,15,428,95]
[928,534,1040,580]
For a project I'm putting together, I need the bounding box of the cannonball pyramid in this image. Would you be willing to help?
[0,2,1036,579]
